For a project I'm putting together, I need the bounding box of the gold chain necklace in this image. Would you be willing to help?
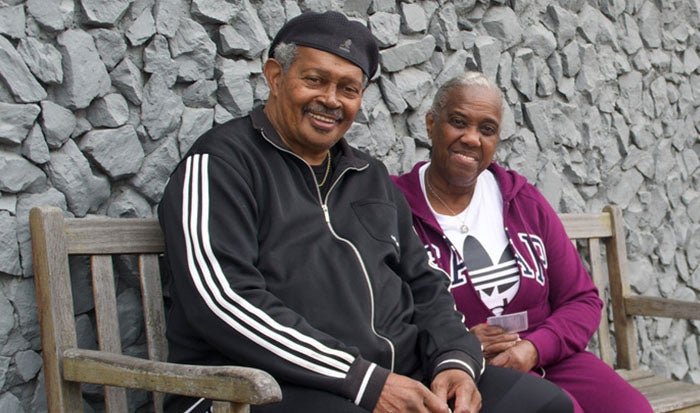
[426,169,469,233]
[317,150,332,187]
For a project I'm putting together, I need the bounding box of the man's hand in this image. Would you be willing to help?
[431,369,481,413]
[373,372,452,413]
[469,323,520,360]
[488,339,539,372]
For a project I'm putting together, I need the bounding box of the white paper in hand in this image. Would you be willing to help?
[487,311,528,333]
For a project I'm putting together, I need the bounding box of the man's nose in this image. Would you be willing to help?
[319,84,340,108]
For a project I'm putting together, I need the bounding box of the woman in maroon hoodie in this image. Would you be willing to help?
[392,71,652,413]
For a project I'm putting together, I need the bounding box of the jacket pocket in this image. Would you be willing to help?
[351,199,400,254]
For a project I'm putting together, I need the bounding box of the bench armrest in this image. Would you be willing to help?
[61,348,282,404]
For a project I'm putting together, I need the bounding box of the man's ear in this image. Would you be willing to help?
[263,58,284,97]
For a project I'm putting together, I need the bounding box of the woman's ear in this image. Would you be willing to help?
[425,111,434,140]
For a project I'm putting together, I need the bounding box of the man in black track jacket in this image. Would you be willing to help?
[158,10,573,413]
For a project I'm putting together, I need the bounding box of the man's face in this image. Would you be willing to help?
[427,85,502,190]
[264,46,365,164]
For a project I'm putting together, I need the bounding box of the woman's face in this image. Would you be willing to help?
[427,84,502,191]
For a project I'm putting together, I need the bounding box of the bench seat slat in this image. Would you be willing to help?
[633,380,700,412]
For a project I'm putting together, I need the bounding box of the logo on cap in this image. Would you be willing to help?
[339,39,352,53]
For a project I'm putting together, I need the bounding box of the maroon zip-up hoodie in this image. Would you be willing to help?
[392,161,603,368]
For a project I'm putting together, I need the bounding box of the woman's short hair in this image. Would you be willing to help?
[429,71,503,117]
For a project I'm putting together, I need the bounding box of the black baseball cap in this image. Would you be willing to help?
[268,11,380,79]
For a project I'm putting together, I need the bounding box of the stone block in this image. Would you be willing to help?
[141,73,184,141]
[16,37,63,85]
[125,7,156,47]
[191,0,238,23]
[40,100,76,148]
[79,125,145,179]
[86,94,129,128]
[80,0,132,26]
[26,0,74,32]
[45,139,110,217]
[0,150,46,194]
[378,75,407,114]
[542,4,576,47]
[229,0,269,59]
[13,350,42,382]
[0,35,46,103]
[182,79,217,108]
[256,0,286,38]
[522,23,556,58]
[400,3,426,34]
[54,29,111,110]
[130,138,179,203]
[482,6,522,49]
[106,188,152,218]
[0,5,25,39]
[392,67,432,109]
[0,212,21,276]
[110,58,144,106]
[14,188,68,277]
[89,29,127,71]
[429,3,461,51]
[473,36,500,81]
[10,279,40,350]
[370,12,400,48]
[217,64,253,119]
[154,0,182,37]
[380,35,435,72]
[0,289,14,342]
[0,392,21,413]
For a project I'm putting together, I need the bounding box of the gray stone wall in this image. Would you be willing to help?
[0,0,698,411]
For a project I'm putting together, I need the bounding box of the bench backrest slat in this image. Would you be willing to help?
[587,237,615,366]
[559,210,617,367]
[91,255,129,411]
[64,218,164,255]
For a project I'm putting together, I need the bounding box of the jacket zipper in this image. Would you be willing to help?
[322,168,396,371]
[259,130,396,370]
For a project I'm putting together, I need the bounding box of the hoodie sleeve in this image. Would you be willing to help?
[520,191,604,368]
[391,183,485,383]
[159,153,389,410]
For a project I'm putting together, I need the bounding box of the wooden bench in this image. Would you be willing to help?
[559,205,700,412]
[29,206,281,413]
[30,204,700,412]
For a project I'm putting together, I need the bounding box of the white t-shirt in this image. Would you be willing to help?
[420,163,520,315]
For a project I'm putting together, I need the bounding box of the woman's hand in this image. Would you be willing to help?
[488,339,539,372]
[469,323,520,360]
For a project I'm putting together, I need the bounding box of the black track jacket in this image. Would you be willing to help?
[158,107,484,411]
